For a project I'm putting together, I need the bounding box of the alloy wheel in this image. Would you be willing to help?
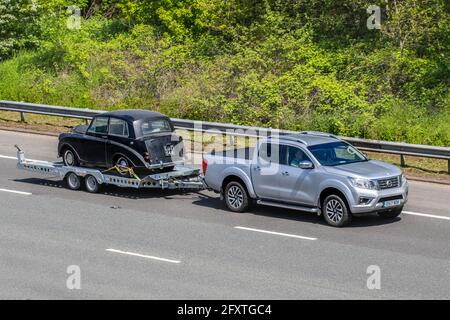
[326,199,344,223]
[227,185,244,209]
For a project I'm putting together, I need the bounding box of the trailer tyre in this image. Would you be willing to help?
[224,181,249,212]
[66,172,81,190]
[85,175,100,193]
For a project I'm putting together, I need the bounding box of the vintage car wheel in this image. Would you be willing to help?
[115,156,130,175]
[62,148,79,167]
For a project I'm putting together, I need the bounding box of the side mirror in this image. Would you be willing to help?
[299,160,314,169]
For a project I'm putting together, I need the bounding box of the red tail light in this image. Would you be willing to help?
[143,152,150,162]
[202,157,208,175]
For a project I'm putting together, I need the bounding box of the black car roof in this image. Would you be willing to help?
[99,109,168,122]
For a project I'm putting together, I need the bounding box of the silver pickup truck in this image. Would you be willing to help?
[203,132,408,227]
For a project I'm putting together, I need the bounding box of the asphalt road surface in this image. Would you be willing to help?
[0,129,449,299]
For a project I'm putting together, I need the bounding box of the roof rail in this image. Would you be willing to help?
[300,131,340,140]
[268,135,308,145]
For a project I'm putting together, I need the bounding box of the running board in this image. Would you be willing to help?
[256,200,321,215]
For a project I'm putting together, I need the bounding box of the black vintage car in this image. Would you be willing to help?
[58,110,184,173]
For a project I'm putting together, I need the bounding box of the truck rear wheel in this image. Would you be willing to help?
[224,181,249,212]
[322,194,352,227]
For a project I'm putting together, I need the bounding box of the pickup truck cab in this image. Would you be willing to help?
[203,132,408,227]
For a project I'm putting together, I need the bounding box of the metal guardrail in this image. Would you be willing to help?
[1,100,449,172]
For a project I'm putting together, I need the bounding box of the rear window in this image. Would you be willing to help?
[140,119,172,135]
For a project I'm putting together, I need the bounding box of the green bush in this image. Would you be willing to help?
[0,1,448,146]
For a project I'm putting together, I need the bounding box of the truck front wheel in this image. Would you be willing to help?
[322,194,352,227]
[224,181,249,212]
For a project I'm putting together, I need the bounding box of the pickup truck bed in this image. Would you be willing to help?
[211,147,254,160]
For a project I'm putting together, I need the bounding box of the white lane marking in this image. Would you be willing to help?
[106,249,181,264]
[0,188,32,195]
[0,155,16,160]
[403,211,450,221]
[235,226,317,241]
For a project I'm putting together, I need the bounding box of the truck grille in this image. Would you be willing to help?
[377,176,400,190]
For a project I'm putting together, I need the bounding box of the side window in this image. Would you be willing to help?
[109,118,129,137]
[283,145,310,168]
[258,143,281,164]
[88,117,109,134]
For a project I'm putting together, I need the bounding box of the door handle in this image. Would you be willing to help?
[282,171,290,176]
[101,135,108,139]
[254,166,261,171]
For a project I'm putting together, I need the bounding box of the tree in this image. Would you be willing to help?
[0,0,41,60]
[382,0,449,57]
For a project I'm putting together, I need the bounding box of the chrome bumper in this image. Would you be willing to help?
[145,160,185,170]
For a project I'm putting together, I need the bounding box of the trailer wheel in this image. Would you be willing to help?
[85,175,100,193]
[66,172,81,190]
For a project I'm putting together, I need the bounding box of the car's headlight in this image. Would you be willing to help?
[348,177,379,190]
[400,173,406,185]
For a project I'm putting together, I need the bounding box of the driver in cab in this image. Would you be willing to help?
[289,149,306,168]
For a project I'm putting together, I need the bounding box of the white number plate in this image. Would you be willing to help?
[383,199,401,208]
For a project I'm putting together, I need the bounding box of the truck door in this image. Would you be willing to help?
[277,144,316,205]
[251,142,283,201]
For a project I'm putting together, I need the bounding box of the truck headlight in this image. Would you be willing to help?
[348,177,379,190]
[400,173,406,185]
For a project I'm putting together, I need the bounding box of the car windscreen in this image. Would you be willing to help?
[140,118,172,136]
[307,141,367,166]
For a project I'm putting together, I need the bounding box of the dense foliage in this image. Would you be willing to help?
[0,0,448,145]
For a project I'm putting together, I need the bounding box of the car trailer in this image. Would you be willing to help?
[15,146,206,193]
